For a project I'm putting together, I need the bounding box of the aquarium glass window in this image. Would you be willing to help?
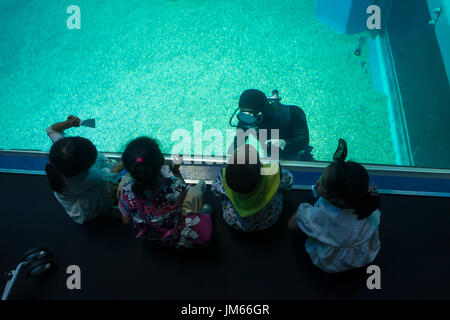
[1,0,449,169]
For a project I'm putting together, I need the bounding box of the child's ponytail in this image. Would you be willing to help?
[45,162,66,193]
[328,140,381,219]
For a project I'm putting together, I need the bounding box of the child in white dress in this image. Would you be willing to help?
[288,139,381,273]
[45,116,123,224]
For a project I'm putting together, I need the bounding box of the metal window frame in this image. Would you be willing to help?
[1,150,450,197]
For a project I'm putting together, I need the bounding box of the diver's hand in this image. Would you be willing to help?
[66,115,81,128]
[266,139,287,150]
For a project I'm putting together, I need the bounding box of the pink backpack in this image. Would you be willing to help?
[134,194,212,248]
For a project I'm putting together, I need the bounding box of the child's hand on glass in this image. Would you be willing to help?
[169,155,185,183]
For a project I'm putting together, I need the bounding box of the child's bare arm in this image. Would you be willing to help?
[169,155,186,184]
[111,161,125,173]
[50,115,81,133]
[116,174,131,201]
[287,213,298,230]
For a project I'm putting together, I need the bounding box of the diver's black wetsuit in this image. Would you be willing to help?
[234,102,313,161]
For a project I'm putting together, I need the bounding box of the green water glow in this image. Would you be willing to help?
[0,0,395,165]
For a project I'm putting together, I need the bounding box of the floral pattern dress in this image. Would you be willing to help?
[211,168,294,232]
[118,176,188,245]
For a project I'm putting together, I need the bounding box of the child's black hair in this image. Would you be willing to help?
[326,161,381,219]
[45,137,98,192]
[122,137,165,196]
[225,145,262,194]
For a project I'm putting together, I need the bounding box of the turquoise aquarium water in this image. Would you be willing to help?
[0,0,396,165]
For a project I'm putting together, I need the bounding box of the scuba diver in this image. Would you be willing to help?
[229,89,314,161]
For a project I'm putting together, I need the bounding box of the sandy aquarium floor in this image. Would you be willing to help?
[0,0,395,165]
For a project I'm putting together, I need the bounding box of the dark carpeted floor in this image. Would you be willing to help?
[1,173,449,299]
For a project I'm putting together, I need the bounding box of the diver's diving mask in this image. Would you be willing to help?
[237,111,263,125]
[230,89,282,128]
[229,109,264,128]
